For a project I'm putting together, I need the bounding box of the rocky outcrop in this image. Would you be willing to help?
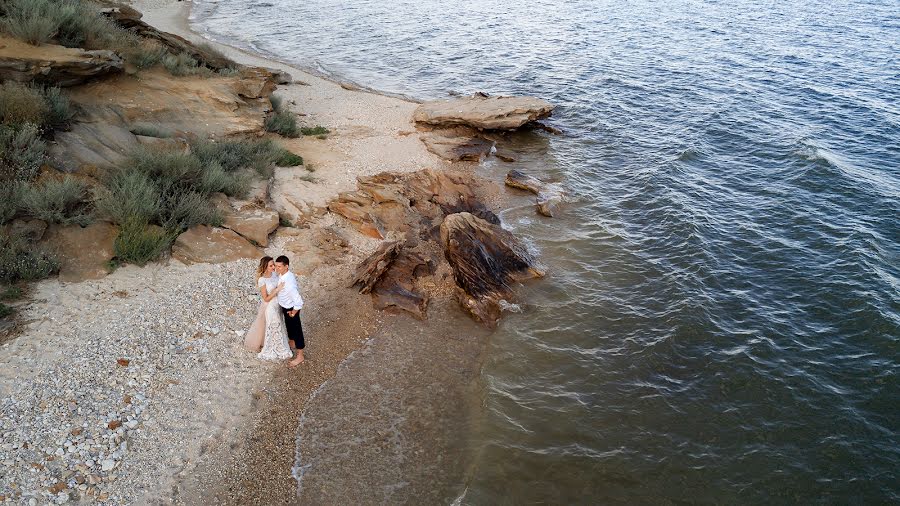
[171,226,261,265]
[222,208,279,247]
[413,95,554,130]
[335,168,540,325]
[51,69,271,172]
[102,5,238,72]
[0,36,123,87]
[505,169,564,217]
[40,222,118,282]
[441,212,543,327]
[420,132,494,162]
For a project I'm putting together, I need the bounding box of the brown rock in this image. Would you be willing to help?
[232,66,277,99]
[107,420,122,430]
[116,358,129,367]
[2,218,47,241]
[413,95,554,130]
[221,208,279,246]
[440,212,543,327]
[505,169,564,217]
[0,36,123,87]
[40,222,117,283]
[172,226,261,264]
[70,428,83,436]
[123,395,132,404]
[420,132,494,162]
[48,482,67,494]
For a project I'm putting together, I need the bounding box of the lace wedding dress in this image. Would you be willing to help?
[255,276,292,361]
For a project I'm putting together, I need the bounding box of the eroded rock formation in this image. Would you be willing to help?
[333,168,540,325]
[413,95,554,130]
[0,36,124,87]
[40,222,118,282]
[172,226,261,265]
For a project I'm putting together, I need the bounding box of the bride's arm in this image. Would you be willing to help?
[260,282,285,302]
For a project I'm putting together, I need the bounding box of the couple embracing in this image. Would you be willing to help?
[244,255,306,367]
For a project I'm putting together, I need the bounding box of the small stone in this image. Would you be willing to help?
[107,420,122,430]
[100,459,115,471]
[123,395,132,405]
[116,359,129,367]
[48,482,66,494]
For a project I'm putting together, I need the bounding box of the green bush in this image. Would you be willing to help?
[113,217,174,265]
[158,188,220,230]
[0,82,72,129]
[0,182,26,224]
[95,170,161,225]
[0,124,46,182]
[190,138,282,176]
[163,52,214,77]
[275,149,303,166]
[21,176,92,225]
[1,285,22,300]
[265,111,301,138]
[300,126,329,136]
[0,233,58,283]
[0,0,59,44]
[0,81,47,126]
[0,302,11,319]
[124,40,169,70]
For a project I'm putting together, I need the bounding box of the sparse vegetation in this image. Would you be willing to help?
[0,303,11,319]
[0,82,73,130]
[129,124,172,138]
[163,52,214,78]
[279,216,293,228]
[1,285,22,301]
[113,217,175,265]
[191,137,285,177]
[0,124,46,182]
[265,95,300,137]
[275,149,303,166]
[21,176,93,225]
[124,40,169,70]
[0,182,26,224]
[301,126,329,136]
[0,233,58,283]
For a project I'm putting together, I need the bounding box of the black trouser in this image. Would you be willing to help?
[282,307,305,349]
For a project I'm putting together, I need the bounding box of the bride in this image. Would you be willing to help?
[244,256,293,361]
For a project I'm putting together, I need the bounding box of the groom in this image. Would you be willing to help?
[274,255,305,366]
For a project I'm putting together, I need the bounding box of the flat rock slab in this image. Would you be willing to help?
[172,225,261,265]
[420,132,494,162]
[0,36,123,87]
[222,208,279,246]
[413,95,554,130]
[41,222,118,283]
[505,169,564,217]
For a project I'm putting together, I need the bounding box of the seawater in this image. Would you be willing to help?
[191,0,900,502]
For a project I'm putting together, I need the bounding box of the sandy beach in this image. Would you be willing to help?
[0,0,497,503]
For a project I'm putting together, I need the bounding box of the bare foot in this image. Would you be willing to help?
[288,351,305,368]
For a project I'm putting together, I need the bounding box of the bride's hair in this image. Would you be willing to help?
[256,256,274,279]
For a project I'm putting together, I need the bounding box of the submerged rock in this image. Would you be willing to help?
[0,36,123,87]
[505,169,564,217]
[440,212,543,327]
[413,95,554,130]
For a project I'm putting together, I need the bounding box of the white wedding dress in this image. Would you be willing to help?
[256,276,292,361]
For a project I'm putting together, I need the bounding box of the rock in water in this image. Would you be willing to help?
[440,212,543,327]
[0,36,123,87]
[505,169,564,217]
[413,95,554,130]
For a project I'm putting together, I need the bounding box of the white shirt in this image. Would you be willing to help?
[276,270,304,310]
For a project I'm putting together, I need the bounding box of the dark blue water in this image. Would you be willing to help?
[193,0,900,502]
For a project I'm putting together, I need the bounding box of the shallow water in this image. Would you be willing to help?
[192,0,899,502]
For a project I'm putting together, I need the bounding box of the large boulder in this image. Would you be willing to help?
[40,222,118,282]
[413,95,554,130]
[440,212,543,327]
[172,226,261,264]
[222,208,279,247]
[0,36,123,87]
[48,122,138,172]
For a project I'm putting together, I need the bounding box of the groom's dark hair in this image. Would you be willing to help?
[275,255,290,265]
